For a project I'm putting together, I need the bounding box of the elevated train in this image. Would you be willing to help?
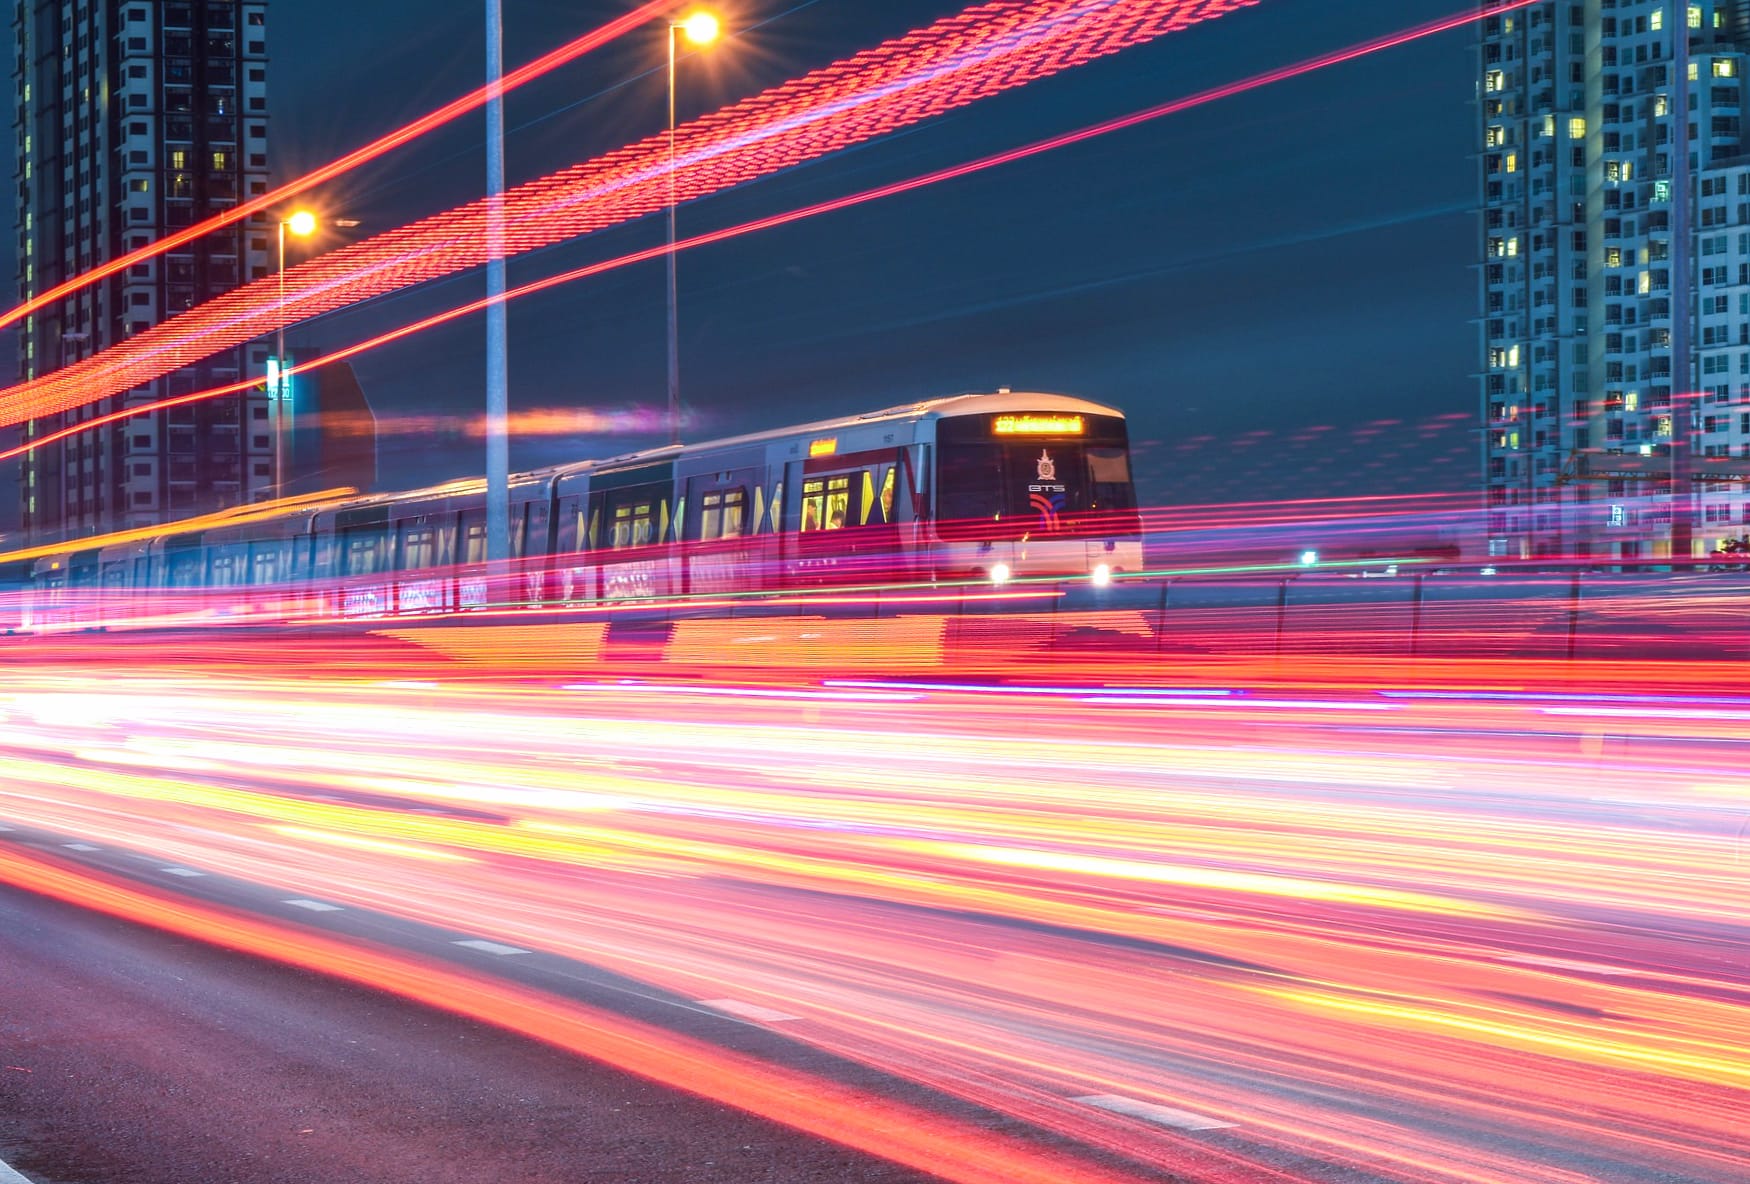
[15,392,1141,625]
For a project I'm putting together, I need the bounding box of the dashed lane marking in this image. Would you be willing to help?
[283,899,343,912]
[61,843,99,852]
[698,999,802,1023]
[0,1153,36,1182]
[453,939,530,956]
[160,867,205,877]
[1075,1095,1236,1131]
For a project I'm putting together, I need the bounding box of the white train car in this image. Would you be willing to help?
[8,391,1142,623]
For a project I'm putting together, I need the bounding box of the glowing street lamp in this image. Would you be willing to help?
[666,8,721,446]
[274,210,318,498]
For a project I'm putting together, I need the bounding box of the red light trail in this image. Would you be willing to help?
[0,0,1539,466]
[0,0,1262,430]
[0,1,676,336]
[0,653,1743,1183]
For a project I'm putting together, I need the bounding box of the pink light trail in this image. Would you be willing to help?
[0,0,1261,429]
[0,1,675,335]
[0,0,1536,465]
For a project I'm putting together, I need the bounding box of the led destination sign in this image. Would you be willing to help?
[992,414,1084,436]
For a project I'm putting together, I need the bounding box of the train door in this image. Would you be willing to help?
[682,468,760,595]
[784,449,911,586]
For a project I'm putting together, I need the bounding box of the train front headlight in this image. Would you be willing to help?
[1091,563,1112,587]
[989,563,1011,586]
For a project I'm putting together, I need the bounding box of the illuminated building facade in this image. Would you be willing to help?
[13,0,273,542]
[1479,0,1750,559]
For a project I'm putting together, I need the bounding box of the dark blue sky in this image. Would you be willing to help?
[24,0,1490,513]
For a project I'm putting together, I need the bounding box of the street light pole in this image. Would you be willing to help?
[666,11,719,448]
[667,21,679,447]
[485,0,511,565]
[275,210,316,500]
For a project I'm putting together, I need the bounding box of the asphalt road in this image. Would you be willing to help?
[0,883,946,1184]
[2,664,1747,1184]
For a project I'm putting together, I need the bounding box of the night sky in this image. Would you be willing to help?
[13,0,1489,515]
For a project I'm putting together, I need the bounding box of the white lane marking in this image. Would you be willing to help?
[1502,954,1630,976]
[453,939,529,956]
[0,1154,36,1182]
[0,824,14,832]
[160,867,205,878]
[698,998,801,1023]
[61,843,99,852]
[1075,1095,1236,1131]
[283,899,343,913]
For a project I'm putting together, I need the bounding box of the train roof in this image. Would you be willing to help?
[301,391,1117,514]
[564,389,1119,476]
[7,392,1123,555]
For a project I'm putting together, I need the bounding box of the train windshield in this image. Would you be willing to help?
[935,411,1140,540]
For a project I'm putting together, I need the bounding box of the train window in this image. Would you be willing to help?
[526,500,550,556]
[723,489,746,537]
[401,525,437,571]
[611,501,656,548]
[1087,448,1129,485]
[937,443,1005,524]
[800,475,852,532]
[552,498,580,553]
[585,507,599,551]
[215,549,247,587]
[860,468,896,525]
[461,521,487,565]
[312,532,337,580]
[699,488,747,540]
[249,542,279,585]
[346,533,384,576]
[167,549,203,589]
[1086,447,1135,509]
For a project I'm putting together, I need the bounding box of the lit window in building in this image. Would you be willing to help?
[1652,8,1664,29]
[1569,117,1586,140]
[1690,5,1703,30]
[1715,60,1738,79]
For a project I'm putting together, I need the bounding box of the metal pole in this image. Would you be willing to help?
[666,24,681,447]
[1670,6,1694,565]
[276,218,286,499]
[485,0,511,564]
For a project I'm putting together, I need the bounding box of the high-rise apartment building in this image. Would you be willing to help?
[1478,0,1750,560]
[14,0,273,543]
